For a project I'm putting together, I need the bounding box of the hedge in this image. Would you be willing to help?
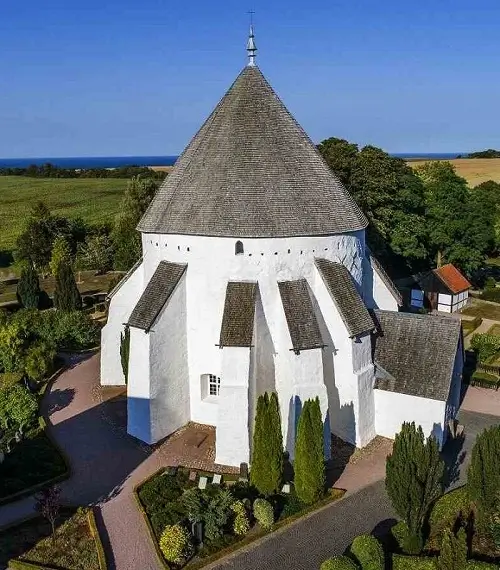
[392,555,436,569]
[480,288,500,303]
[87,508,108,570]
[428,487,471,543]
[8,560,52,570]
[470,371,500,390]
[465,561,498,569]
[349,535,384,570]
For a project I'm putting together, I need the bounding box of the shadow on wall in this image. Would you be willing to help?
[432,420,444,448]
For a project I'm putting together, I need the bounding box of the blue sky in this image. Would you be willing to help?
[1,0,499,157]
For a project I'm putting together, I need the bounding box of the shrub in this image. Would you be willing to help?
[392,555,436,570]
[484,277,496,290]
[182,486,234,541]
[470,371,499,389]
[349,534,384,570]
[481,288,500,303]
[386,422,445,554]
[138,472,188,515]
[253,498,274,529]
[279,492,304,519]
[36,310,100,350]
[150,501,187,539]
[392,521,424,556]
[231,500,250,535]
[0,383,38,430]
[467,425,500,527]
[435,528,467,570]
[294,398,325,505]
[320,556,358,570]
[465,561,498,569]
[16,264,41,309]
[470,333,500,363]
[49,235,72,276]
[428,487,471,545]
[24,341,56,382]
[159,524,193,565]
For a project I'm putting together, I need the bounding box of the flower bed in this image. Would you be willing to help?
[1,507,106,570]
[136,467,345,569]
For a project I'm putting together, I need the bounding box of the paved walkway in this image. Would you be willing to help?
[463,317,497,348]
[1,354,497,570]
[461,384,500,416]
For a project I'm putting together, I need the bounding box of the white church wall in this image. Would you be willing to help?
[215,347,251,466]
[127,327,152,442]
[374,390,447,447]
[311,264,375,447]
[101,262,144,386]
[444,338,463,436]
[148,273,190,443]
[362,255,399,311]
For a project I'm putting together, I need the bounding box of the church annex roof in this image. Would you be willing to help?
[315,258,375,337]
[278,279,324,352]
[138,65,367,237]
[373,310,461,401]
[127,261,186,331]
[368,252,403,306]
[219,282,257,347]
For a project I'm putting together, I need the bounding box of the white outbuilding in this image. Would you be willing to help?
[100,30,464,467]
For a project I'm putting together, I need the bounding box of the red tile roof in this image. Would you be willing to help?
[433,264,471,294]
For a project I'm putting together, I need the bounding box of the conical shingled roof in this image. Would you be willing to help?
[138,65,367,237]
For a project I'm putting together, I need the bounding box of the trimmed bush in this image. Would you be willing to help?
[349,534,384,570]
[159,524,193,565]
[231,500,250,536]
[481,288,500,303]
[470,371,499,389]
[428,487,471,545]
[392,521,423,556]
[435,528,467,570]
[465,561,498,569]
[253,498,274,529]
[392,555,436,570]
[294,398,325,505]
[320,556,358,570]
[470,333,500,363]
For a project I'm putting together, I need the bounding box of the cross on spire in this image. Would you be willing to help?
[246,12,257,66]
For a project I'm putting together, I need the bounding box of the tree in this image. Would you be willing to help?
[120,326,130,383]
[250,392,284,495]
[317,138,428,269]
[0,383,38,430]
[385,422,445,553]
[53,260,82,311]
[416,161,486,274]
[16,263,41,309]
[24,340,56,382]
[35,486,61,544]
[78,234,114,274]
[434,528,467,570]
[49,235,72,276]
[112,176,158,270]
[349,534,385,570]
[467,425,500,527]
[294,398,325,504]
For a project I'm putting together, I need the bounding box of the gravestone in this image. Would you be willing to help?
[239,462,249,482]
[189,470,197,482]
[282,483,291,494]
[198,476,208,490]
[213,473,222,485]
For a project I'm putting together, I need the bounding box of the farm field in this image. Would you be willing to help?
[408,158,500,186]
[0,176,127,251]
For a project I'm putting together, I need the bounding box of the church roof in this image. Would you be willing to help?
[127,261,186,331]
[278,279,324,352]
[219,282,257,347]
[373,310,461,401]
[138,65,367,237]
[369,252,403,306]
[315,258,375,337]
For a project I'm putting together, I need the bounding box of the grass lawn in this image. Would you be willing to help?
[487,324,500,336]
[9,508,102,570]
[462,300,500,321]
[0,176,126,251]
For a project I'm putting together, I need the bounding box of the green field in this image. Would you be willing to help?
[0,176,127,251]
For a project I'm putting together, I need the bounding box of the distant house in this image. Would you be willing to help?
[410,264,471,313]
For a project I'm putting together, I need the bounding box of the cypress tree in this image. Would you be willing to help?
[16,263,41,309]
[294,399,325,504]
[385,422,445,553]
[120,326,130,383]
[268,392,284,494]
[250,393,269,494]
[53,260,82,311]
[467,425,500,527]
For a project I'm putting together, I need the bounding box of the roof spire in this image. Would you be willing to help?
[246,13,257,66]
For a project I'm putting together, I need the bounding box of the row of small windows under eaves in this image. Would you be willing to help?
[148,239,331,256]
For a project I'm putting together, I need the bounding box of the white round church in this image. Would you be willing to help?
[101,30,464,467]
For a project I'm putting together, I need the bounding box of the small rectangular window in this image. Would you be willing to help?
[208,374,220,396]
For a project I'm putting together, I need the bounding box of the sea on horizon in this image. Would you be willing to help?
[0,153,463,169]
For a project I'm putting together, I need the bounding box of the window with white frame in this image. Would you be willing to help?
[201,373,221,399]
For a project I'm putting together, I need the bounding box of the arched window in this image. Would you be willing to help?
[235,240,244,255]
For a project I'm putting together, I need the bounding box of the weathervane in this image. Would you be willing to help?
[247,11,257,66]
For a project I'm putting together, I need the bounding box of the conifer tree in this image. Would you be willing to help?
[49,235,72,276]
[268,392,284,494]
[250,393,268,493]
[294,398,325,504]
[16,263,41,309]
[468,425,500,527]
[385,422,445,553]
[53,260,82,311]
[120,326,130,383]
